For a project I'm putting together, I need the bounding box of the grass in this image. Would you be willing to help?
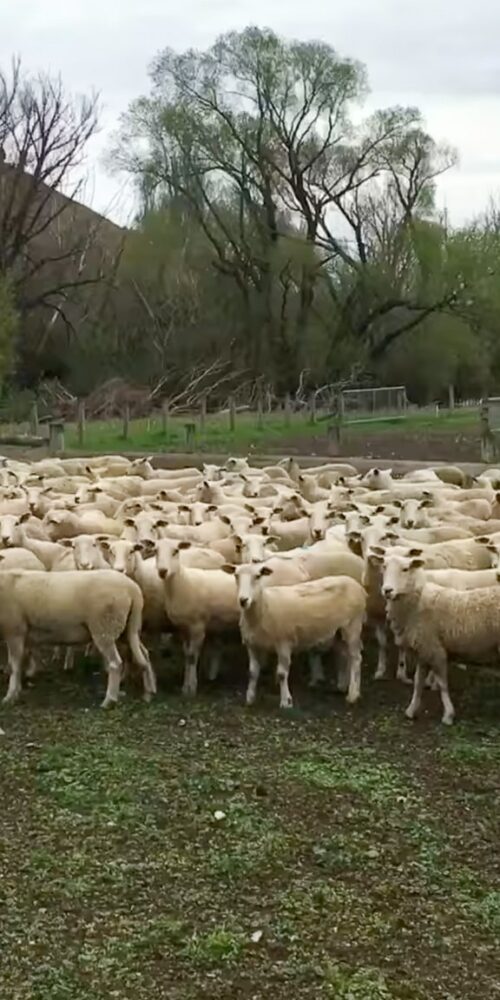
[0,655,498,999]
[58,406,480,456]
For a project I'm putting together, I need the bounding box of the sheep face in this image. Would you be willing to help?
[0,514,23,548]
[68,535,105,571]
[154,538,188,579]
[382,552,425,600]
[233,562,273,609]
[236,534,274,564]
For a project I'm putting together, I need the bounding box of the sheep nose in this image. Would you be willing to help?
[239,597,249,609]
[383,587,394,599]
[158,568,167,579]
[313,529,322,540]
[407,520,414,528]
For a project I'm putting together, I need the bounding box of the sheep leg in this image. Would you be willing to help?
[207,642,221,682]
[276,643,293,709]
[431,660,455,726]
[246,646,262,705]
[308,652,325,688]
[405,662,426,720]
[425,670,439,690]
[91,637,123,709]
[182,631,204,697]
[63,648,75,672]
[374,625,388,680]
[127,630,157,702]
[396,648,412,685]
[3,635,25,704]
[342,619,363,704]
[25,653,38,679]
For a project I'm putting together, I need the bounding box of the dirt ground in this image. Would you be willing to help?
[0,651,499,1000]
[272,428,482,463]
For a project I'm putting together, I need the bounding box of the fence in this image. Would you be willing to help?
[0,389,483,456]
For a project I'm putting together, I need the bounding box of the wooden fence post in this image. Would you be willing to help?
[309,392,316,424]
[284,394,292,427]
[257,391,264,430]
[162,399,169,437]
[29,402,39,436]
[77,400,85,447]
[49,421,64,455]
[122,403,130,440]
[229,395,236,433]
[448,384,455,410]
[200,395,207,433]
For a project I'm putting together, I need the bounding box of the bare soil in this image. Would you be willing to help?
[271,428,482,463]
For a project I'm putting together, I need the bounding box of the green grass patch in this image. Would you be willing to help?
[60,405,479,455]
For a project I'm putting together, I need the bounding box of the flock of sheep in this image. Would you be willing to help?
[0,451,500,724]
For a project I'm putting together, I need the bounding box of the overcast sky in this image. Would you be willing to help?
[2,0,499,226]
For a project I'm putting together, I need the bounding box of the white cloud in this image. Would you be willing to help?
[2,0,500,225]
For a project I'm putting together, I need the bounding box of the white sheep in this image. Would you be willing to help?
[155,540,239,696]
[381,550,500,724]
[226,562,365,708]
[0,570,155,708]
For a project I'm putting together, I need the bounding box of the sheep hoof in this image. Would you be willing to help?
[182,685,197,698]
[442,714,455,726]
[280,697,293,709]
[2,694,18,706]
[398,674,413,686]
[374,671,388,681]
[100,697,118,710]
[405,706,418,721]
[346,691,360,705]
[142,692,153,704]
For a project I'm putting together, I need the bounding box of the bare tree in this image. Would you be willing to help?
[0,59,120,334]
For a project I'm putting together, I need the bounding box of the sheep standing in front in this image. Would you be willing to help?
[155,540,240,696]
[227,562,366,709]
[380,550,500,725]
[0,570,156,708]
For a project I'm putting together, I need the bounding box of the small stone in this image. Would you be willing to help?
[250,930,263,944]
[178,718,187,727]
[213,810,226,822]
[367,847,380,859]
[0,727,5,736]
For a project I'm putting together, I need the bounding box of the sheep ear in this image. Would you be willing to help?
[99,539,111,551]
[476,536,489,545]
[360,515,370,525]
[371,545,386,555]
[408,547,424,557]
[259,566,273,577]
[132,543,144,553]
[220,515,231,525]
[222,563,236,574]
[273,506,284,514]
[244,503,256,512]
[496,492,500,502]
[374,505,385,513]
[60,538,73,548]
[420,499,432,508]
[18,512,31,524]
[0,553,4,561]
[393,499,403,508]
[410,558,425,569]
[389,516,399,524]
[124,517,135,526]
[368,552,384,565]
[336,512,346,521]
[156,519,168,527]
[207,504,218,512]
[178,504,190,512]
[384,532,398,541]
[233,535,243,546]
[177,541,191,550]
[253,516,266,526]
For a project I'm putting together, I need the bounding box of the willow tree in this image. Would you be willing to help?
[112,26,460,386]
